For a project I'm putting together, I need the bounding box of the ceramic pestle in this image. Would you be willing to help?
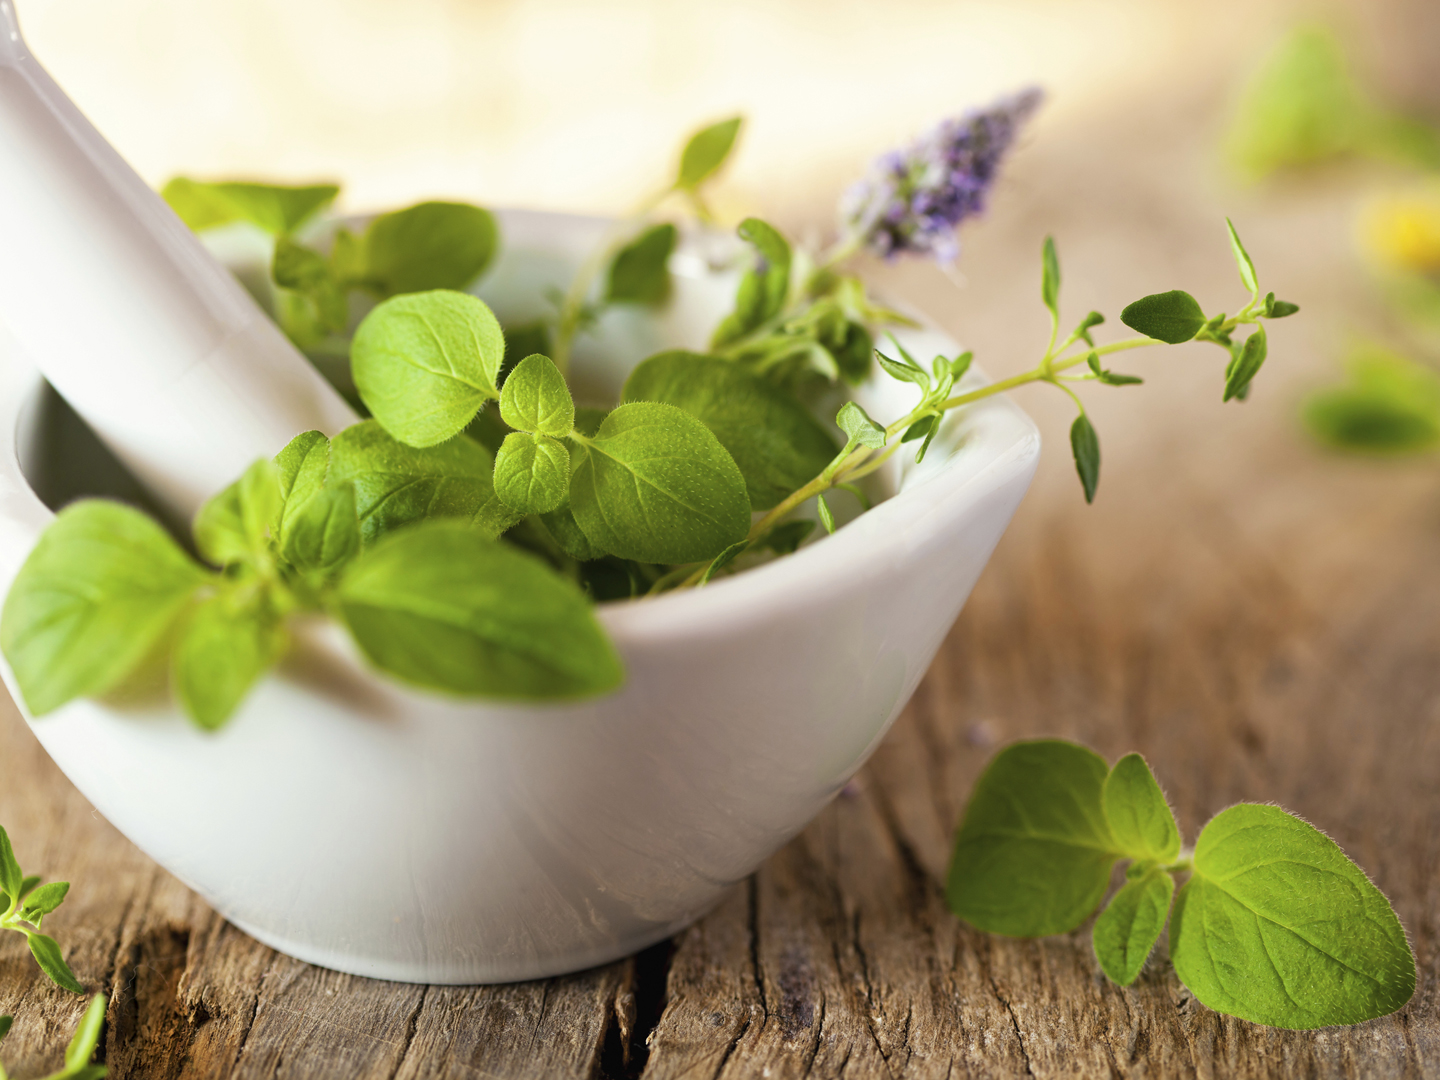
[0,1,356,518]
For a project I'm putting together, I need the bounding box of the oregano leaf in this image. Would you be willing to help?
[172,584,286,731]
[493,432,570,516]
[1170,803,1416,1029]
[1102,753,1180,862]
[161,178,338,235]
[0,501,208,716]
[606,223,677,306]
[677,117,743,190]
[336,520,623,699]
[328,421,501,546]
[699,540,749,585]
[1093,866,1175,985]
[281,481,361,579]
[362,201,499,298]
[193,458,282,568]
[0,828,20,901]
[836,401,886,449]
[351,290,505,448]
[499,353,575,438]
[622,351,838,510]
[946,739,1120,937]
[568,403,750,564]
[711,218,791,348]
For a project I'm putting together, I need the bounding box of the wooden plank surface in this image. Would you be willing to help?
[2,79,1439,1080]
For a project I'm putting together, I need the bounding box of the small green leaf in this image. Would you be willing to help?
[711,218,791,348]
[1,502,208,716]
[947,740,1120,937]
[622,351,838,510]
[1266,299,1300,318]
[1102,753,1180,862]
[1303,346,1440,453]
[161,178,338,235]
[902,415,937,443]
[65,994,108,1072]
[0,828,21,901]
[569,403,750,565]
[606,223,677,306]
[816,493,836,534]
[19,881,69,926]
[949,351,975,379]
[1120,290,1207,344]
[1093,867,1175,985]
[272,237,348,336]
[362,201,499,298]
[699,540,749,585]
[27,931,83,993]
[172,584,286,730]
[493,432,570,516]
[836,401,886,449]
[755,519,814,555]
[876,351,932,389]
[1041,236,1061,319]
[1069,414,1100,504]
[328,421,500,546]
[281,482,361,579]
[351,290,505,447]
[17,876,40,902]
[1170,803,1416,1029]
[677,117,743,190]
[0,1013,10,1043]
[336,520,623,699]
[274,430,331,537]
[1223,325,1268,402]
[1226,218,1260,296]
[193,458,282,568]
[499,354,575,438]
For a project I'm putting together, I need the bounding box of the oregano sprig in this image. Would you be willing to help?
[0,827,83,993]
[946,740,1416,1029]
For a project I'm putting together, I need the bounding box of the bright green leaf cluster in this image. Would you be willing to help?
[710,218,902,387]
[0,826,82,993]
[0,992,108,1080]
[166,178,499,349]
[946,740,1416,1029]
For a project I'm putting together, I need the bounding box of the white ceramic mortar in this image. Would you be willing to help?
[0,210,1039,983]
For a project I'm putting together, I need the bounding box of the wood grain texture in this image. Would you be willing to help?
[4,56,1440,1080]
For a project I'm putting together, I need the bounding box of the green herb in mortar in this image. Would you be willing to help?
[2,96,1298,725]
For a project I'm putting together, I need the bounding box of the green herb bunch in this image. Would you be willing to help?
[0,102,1299,728]
[0,994,107,1080]
[948,740,1416,1029]
[0,826,83,993]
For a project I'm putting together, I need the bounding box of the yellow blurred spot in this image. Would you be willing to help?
[1364,191,1440,275]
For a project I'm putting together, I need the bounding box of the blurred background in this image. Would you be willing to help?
[16,0,1440,537]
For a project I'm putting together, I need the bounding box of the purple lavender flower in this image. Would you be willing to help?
[842,88,1043,262]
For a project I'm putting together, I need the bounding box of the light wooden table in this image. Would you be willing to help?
[1,91,1436,1080]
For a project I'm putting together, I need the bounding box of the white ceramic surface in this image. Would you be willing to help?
[0,209,1040,984]
[0,1,356,518]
